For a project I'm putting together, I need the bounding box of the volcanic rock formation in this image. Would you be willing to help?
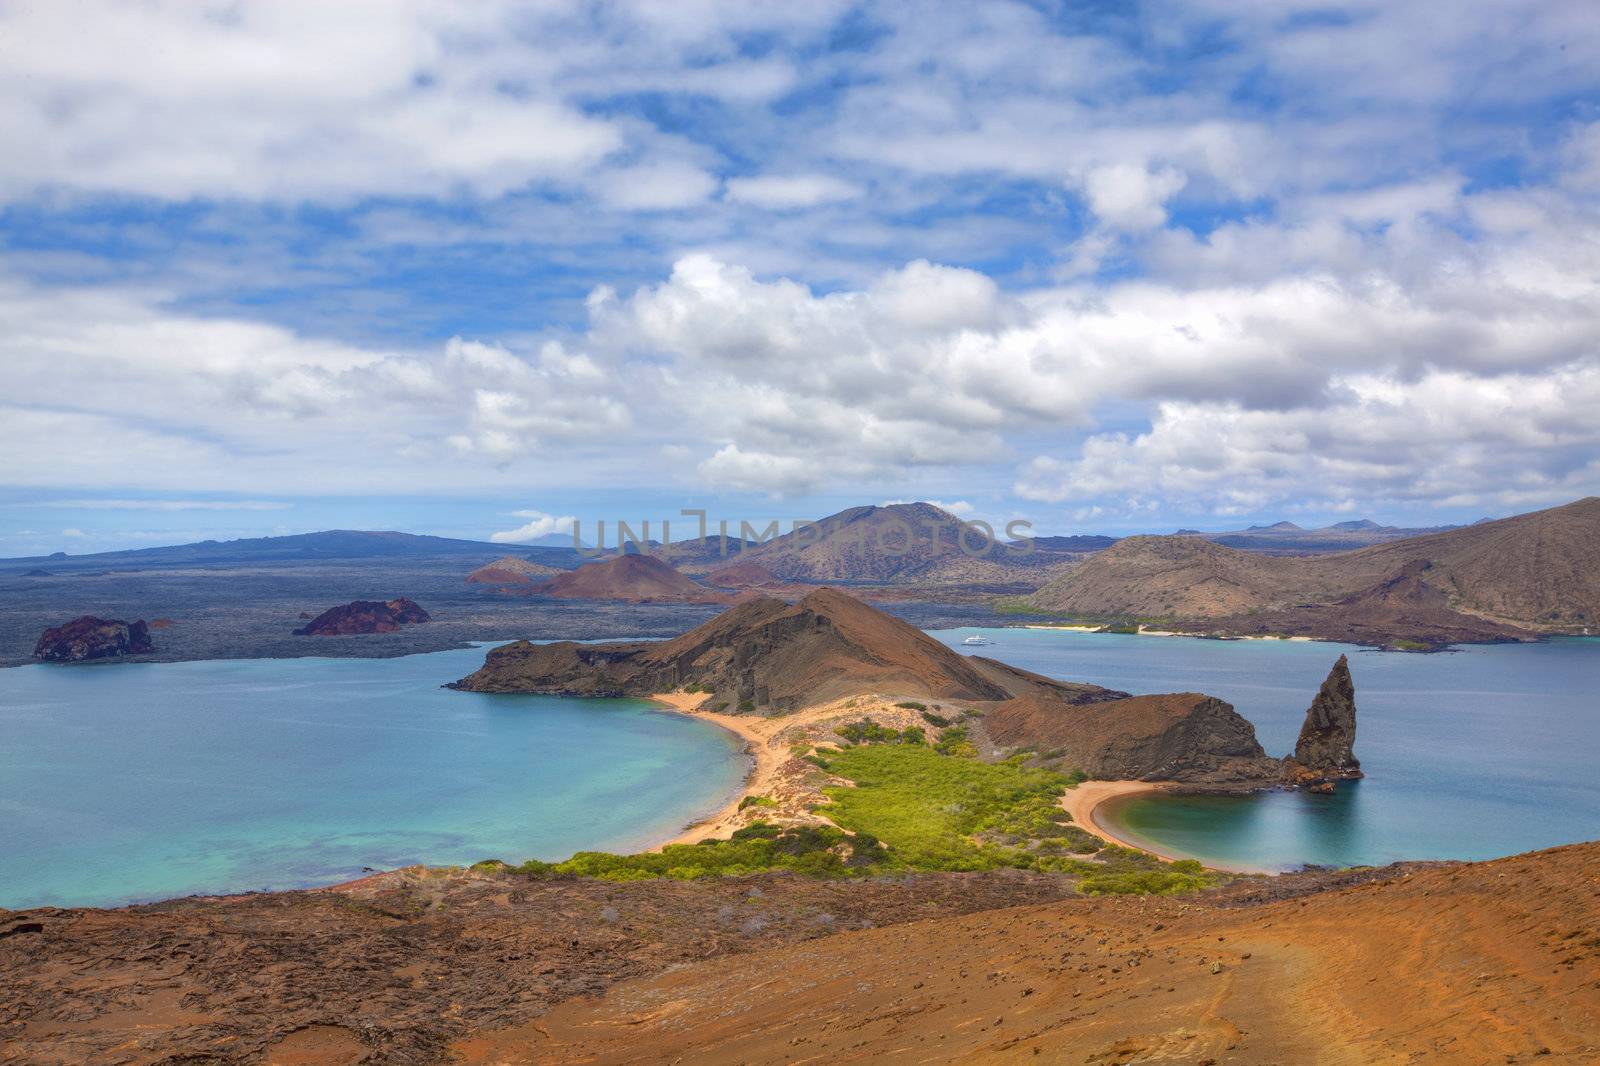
[293,598,430,636]
[465,555,563,585]
[32,616,155,662]
[1282,655,1362,787]
[454,588,1300,784]
[979,690,1283,784]
[452,587,1013,709]
[530,554,731,604]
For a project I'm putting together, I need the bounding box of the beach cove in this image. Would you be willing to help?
[0,644,748,909]
[938,627,1600,871]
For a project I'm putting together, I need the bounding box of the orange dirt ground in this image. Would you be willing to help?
[457,841,1600,1065]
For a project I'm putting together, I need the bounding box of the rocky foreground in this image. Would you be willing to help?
[4,844,1597,1063]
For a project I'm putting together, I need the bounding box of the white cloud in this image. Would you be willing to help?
[1081,164,1188,231]
[593,160,720,211]
[21,499,292,511]
[724,174,862,209]
[490,510,578,543]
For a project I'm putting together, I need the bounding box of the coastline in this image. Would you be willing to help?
[1022,623,1314,642]
[1062,780,1267,875]
[644,692,778,848]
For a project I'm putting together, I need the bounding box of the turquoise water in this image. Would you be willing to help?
[0,645,746,909]
[934,629,1600,871]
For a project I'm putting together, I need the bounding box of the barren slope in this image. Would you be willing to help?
[1027,496,1599,635]
[465,555,564,584]
[453,587,1017,709]
[532,553,731,604]
[462,841,1600,1064]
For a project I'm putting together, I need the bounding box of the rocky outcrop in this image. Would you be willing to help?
[1282,655,1362,787]
[293,598,430,636]
[980,691,1283,784]
[33,616,154,662]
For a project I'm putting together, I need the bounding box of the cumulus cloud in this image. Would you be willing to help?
[490,510,578,544]
[1081,164,1188,231]
[3,1,1599,526]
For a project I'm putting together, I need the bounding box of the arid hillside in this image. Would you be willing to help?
[8,843,1596,1064]
[705,502,1079,585]
[461,840,1600,1064]
[453,588,1347,785]
[1028,496,1599,635]
[532,553,731,605]
[454,586,1023,708]
[464,555,564,584]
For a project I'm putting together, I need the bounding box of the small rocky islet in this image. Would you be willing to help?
[292,597,431,635]
[32,615,155,662]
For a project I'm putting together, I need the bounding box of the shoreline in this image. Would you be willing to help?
[1021,623,1314,643]
[1062,780,1267,875]
[643,692,780,849]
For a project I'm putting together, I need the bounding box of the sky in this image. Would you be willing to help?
[2,0,1599,555]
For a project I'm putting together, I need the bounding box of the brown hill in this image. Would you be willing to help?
[713,502,1078,585]
[1345,495,1600,628]
[452,588,1332,786]
[464,555,563,585]
[1207,558,1533,648]
[293,598,430,635]
[1027,496,1600,639]
[452,587,1017,710]
[533,554,730,604]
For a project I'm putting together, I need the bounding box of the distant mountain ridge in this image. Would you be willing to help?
[0,530,581,572]
[1027,496,1599,641]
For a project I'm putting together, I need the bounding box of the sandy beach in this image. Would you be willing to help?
[645,691,802,848]
[1021,623,1314,642]
[1064,780,1269,874]
[1061,780,1172,853]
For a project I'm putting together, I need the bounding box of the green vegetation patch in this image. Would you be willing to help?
[819,744,1085,871]
[492,733,1216,898]
[933,724,977,758]
[837,718,925,745]
[514,822,885,881]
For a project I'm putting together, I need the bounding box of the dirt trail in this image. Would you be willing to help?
[456,842,1600,1064]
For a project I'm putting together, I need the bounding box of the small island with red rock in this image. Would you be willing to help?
[293,598,431,636]
[33,616,156,662]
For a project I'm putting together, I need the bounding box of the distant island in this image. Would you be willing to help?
[294,598,431,636]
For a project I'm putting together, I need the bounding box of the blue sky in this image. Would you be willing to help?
[2,1,1598,555]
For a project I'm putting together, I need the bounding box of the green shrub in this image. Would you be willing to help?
[933,725,977,758]
[919,709,952,727]
[819,744,1076,872]
[894,701,927,711]
[738,699,756,712]
[738,794,777,810]
[514,822,855,881]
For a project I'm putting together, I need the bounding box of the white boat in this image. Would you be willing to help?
[961,635,994,646]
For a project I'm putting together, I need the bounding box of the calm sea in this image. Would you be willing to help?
[0,645,746,909]
[935,628,1600,871]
